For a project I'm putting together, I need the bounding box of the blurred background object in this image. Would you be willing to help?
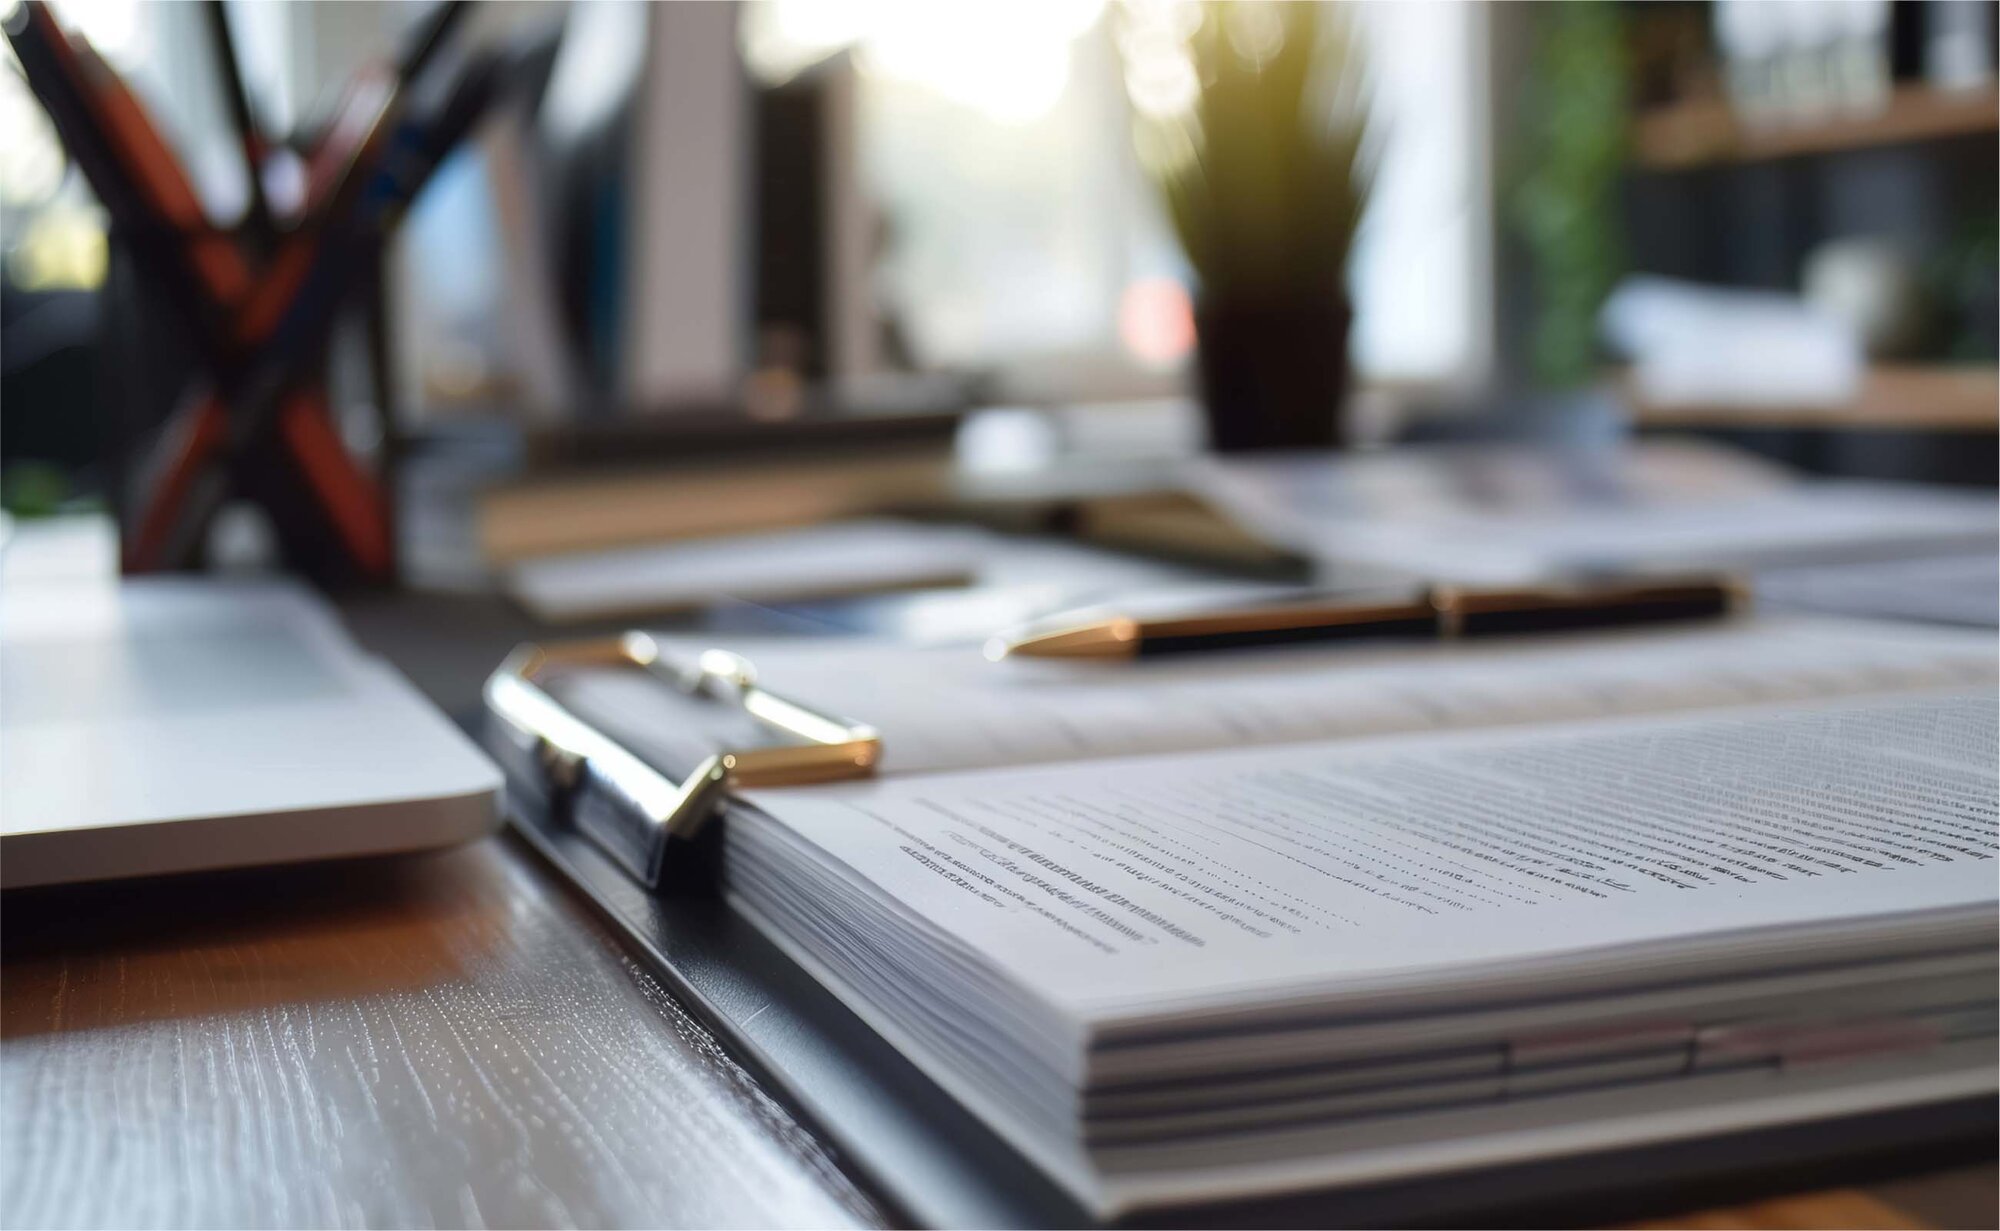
[1801,235,1932,357]
[1612,0,1997,483]
[1,0,529,583]
[0,0,1992,598]
[1509,0,1628,399]
[1123,1,1371,450]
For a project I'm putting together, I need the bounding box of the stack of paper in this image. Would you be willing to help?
[549,618,1999,1217]
[729,695,1994,1213]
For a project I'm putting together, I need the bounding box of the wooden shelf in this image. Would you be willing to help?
[1632,85,2000,170]
[1626,364,2000,432]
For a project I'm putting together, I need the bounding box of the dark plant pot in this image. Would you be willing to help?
[1194,296,1354,452]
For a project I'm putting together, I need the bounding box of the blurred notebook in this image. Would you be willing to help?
[503,519,982,623]
[2,576,499,887]
[537,615,1999,1218]
[1197,444,1998,584]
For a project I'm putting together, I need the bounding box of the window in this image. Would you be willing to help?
[742,0,1493,399]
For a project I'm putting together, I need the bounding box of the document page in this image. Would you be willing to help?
[1758,551,2000,628]
[505,519,984,623]
[738,691,1999,1021]
[560,618,1996,777]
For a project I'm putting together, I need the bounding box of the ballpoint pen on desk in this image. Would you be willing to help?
[986,575,1749,661]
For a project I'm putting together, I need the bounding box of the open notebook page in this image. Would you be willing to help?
[554,616,1997,778]
[735,690,1999,1029]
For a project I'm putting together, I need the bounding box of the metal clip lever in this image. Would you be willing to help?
[484,633,881,887]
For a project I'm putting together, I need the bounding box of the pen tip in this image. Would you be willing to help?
[991,620,1139,660]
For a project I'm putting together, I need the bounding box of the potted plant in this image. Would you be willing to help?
[1125,2,1371,451]
[1509,0,1627,396]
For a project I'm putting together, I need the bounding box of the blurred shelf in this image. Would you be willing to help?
[1632,85,2000,170]
[1626,364,2000,432]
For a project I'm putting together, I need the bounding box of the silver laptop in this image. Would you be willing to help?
[2,574,499,887]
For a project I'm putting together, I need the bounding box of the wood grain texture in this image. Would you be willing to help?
[1631,85,2000,170]
[1621,1189,1930,1229]
[1623,364,2000,432]
[0,838,887,1230]
[2,837,1992,1231]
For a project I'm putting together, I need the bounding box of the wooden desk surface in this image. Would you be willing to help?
[4,833,1992,1230]
[1,840,885,1229]
[2,589,1993,1229]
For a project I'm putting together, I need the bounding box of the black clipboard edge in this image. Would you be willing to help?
[506,788,1091,1229]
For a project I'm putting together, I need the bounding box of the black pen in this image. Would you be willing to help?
[987,575,1749,661]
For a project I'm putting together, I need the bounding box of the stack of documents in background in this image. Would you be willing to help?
[1198,447,1997,585]
[503,519,986,623]
[1757,551,2000,628]
[550,615,1999,1217]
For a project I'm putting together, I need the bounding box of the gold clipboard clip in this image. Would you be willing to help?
[483,631,880,887]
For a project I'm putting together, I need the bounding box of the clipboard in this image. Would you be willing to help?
[481,635,1997,1228]
[485,632,1091,1226]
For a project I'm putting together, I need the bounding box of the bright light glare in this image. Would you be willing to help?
[746,1,1105,124]
[50,0,147,68]
[1117,277,1195,367]
[1121,30,1199,119]
[1220,2,1285,66]
[542,0,649,140]
[1116,1,1201,120]
[8,211,109,290]
[0,71,65,206]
